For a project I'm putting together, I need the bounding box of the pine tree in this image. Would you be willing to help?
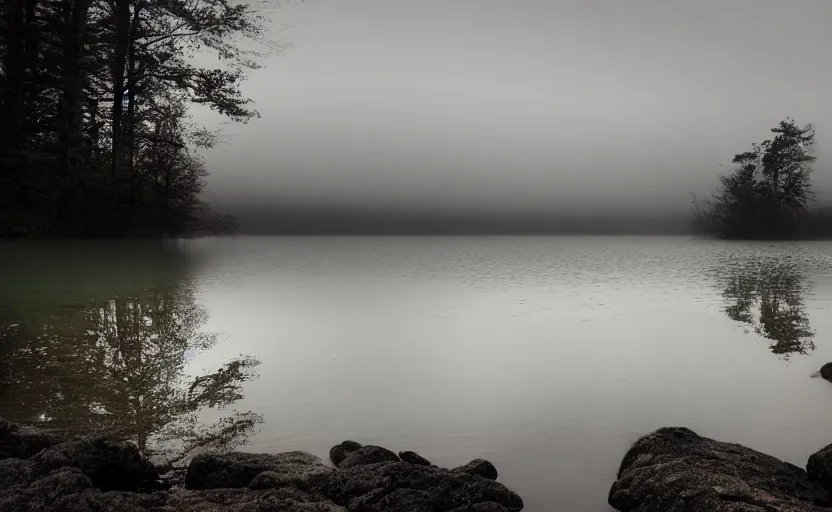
[695,118,818,239]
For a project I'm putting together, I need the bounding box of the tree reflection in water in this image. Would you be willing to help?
[720,255,815,358]
[0,279,261,467]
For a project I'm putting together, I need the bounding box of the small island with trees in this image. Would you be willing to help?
[692,118,832,240]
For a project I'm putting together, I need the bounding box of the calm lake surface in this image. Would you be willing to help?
[2,235,832,511]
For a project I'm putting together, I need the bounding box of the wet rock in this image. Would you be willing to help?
[399,450,432,466]
[322,462,524,511]
[608,427,830,512]
[0,467,94,512]
[248,467,333,491]
[808,443,832,493]
[52,490,168,512]
[0,418,524,511]
[185,451,332,490]
[453,459,499,480]
[159,467,187,490]
[329,440,362,467]
[0,458,36,490]
[821,362,832,382]
[28,467,93,495]
[166,488,345,512]
[29,437,160,491]
[449,503,520,512]
[355,488,437,512]
[0,418,69,461]
[338,445,400,469]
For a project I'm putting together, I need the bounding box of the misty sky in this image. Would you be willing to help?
[197,0,832,217]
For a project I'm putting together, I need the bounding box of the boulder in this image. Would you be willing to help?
[809,443,832,493]
[820,363,832,382]
[328,462,524,511]
[165,488,345,512]
[449,504,520,512]
[453,459,499,480]
[0,458,36,490]
[337,445,400,469]
[0,465,166,512]
[329,440,362,467]
[0,418,69,461]
[185,451,332,490]
[248,468,332,491]
[608,427,831,512]
[29,437,160,491]
[399,450,432,466]
[0,467,93,512]
[0,418,524,511]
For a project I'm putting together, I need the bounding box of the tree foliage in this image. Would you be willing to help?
[693,119,826,239]
[0,0,271,237]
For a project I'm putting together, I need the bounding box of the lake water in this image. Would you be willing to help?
[2,235,832,511]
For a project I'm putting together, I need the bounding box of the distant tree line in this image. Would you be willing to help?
[692,118,832,239]
[0,0,270,238]
[198,210,238,237]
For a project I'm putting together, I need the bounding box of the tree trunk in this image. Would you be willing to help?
[110,0,131,188]
[0,0,28,231]
[1,0,26,138]
[58,0,91,234]
[163,167,171,235]
[125,3,142,232]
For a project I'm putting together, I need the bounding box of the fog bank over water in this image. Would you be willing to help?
[195,0,832,230]
[226,203,693,235]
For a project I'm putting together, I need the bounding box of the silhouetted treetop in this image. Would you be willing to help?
[693,118,823,239]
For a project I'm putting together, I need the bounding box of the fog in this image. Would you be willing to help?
[196,0,832,232]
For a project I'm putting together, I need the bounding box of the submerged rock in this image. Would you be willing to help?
[399,450,432,466]
[608,427,830,512]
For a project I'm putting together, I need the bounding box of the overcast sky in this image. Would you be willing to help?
[197,0,832,217]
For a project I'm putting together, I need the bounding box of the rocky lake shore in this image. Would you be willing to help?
[609,427,832,512]
[0,418,524,511]
[7,414,832,511]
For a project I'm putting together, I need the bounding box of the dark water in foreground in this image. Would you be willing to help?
[1,236,832,511]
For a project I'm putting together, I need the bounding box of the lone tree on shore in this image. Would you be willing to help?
[694,118,817,239]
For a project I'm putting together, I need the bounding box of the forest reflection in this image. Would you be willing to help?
[0,250,261,467]
[720,255,815,358]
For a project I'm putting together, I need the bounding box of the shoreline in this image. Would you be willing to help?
[609,427,832,511]
[0,418,525,511]
[5,416,832,511]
